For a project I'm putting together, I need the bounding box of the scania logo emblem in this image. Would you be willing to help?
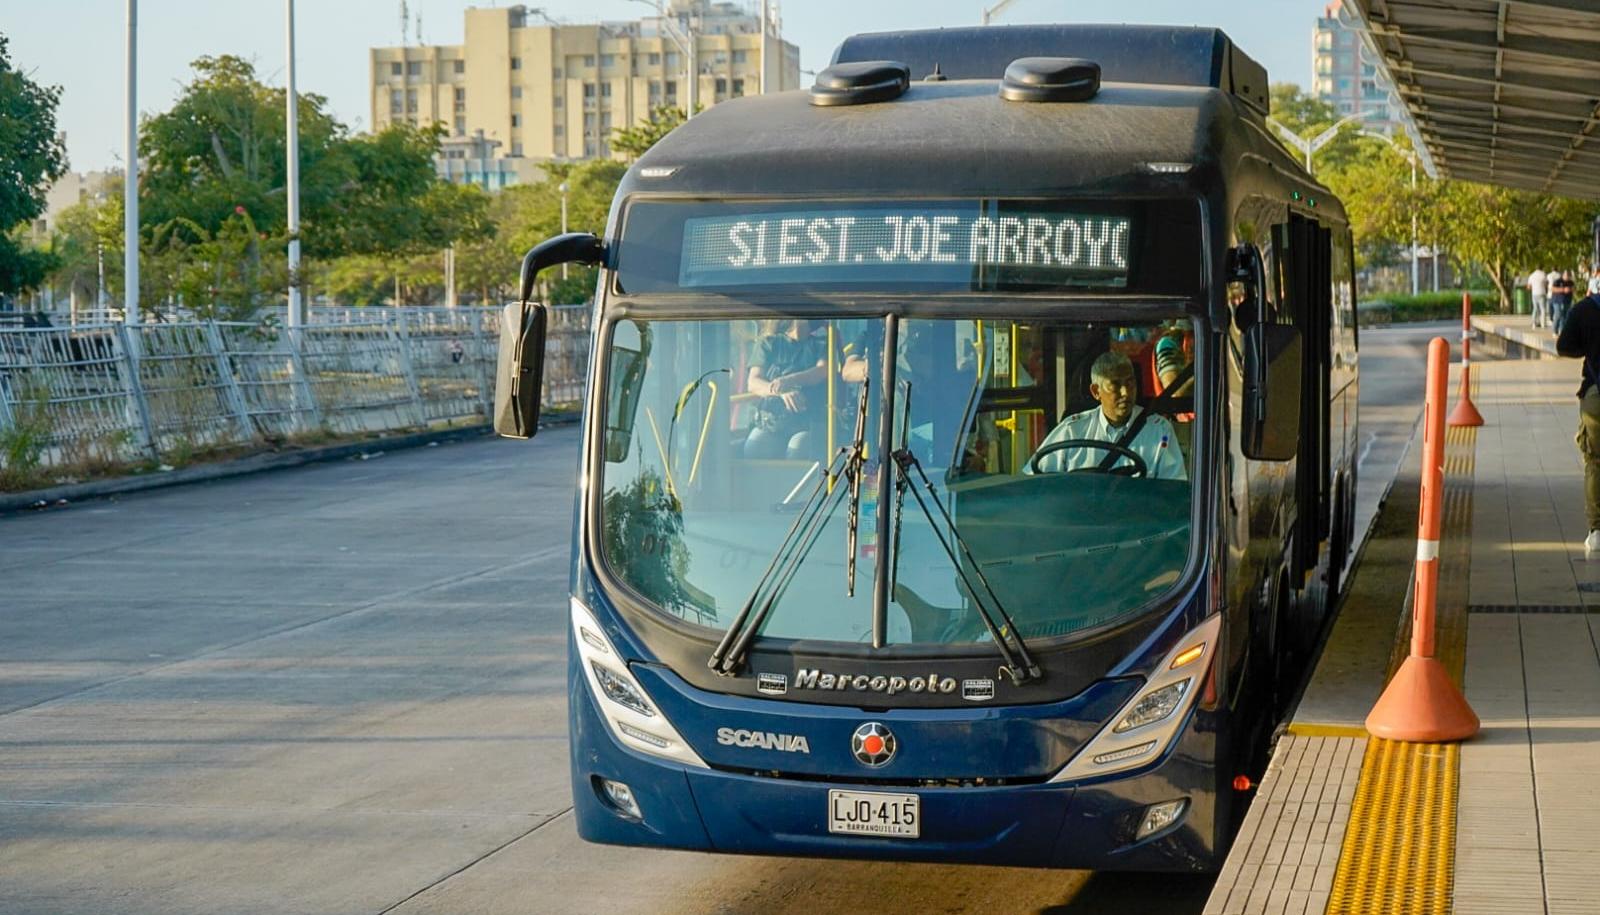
[851,722,896,768]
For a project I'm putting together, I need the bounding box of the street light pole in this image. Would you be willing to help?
[982,0,1021,25]
[559,182,570,280]
[631,0,695,117]
[286,0,303,327]
[124,0,139,327]
[1266,112,1362,176]
[1360,129,1421,296]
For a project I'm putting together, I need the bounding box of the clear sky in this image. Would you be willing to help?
[2,0,1327,174]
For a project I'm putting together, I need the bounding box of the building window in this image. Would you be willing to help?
[555,124,563,136]
[714,53,728,65]
[648,52,661,65]
[600,54,615,67]
[665,51,679,68]
[511,57,522,70]
[664,79,677,98]
[511,142,523,156]
[554,94,563,107]
[406,60,421,76]
[583,54,596,67]
[511,86,522,99]
[585,141,597,157]
[554,67,563,80]
[453,60,465,75]
[406,89,417,113]
[715,78,727,95]
[732,79,744,96]
[733,49,747,64]
[390,62,402,76]
[649,80,662,98]
[583,82,596,98]
[600,83,612,98]
[584,112,596,129]
[454,116,466,135]
[511,114,521,127]
[600,112,612,129]
[454,87,466,104]
[390,89,403,114]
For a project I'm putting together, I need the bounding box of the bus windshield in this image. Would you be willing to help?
[596,314,1197,648]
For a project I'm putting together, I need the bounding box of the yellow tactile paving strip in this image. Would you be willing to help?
[1327,405,1478,915]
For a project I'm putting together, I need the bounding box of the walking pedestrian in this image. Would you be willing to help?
[1557,287,1600,553]
[1552,270,1577,335]
[1588,268,1600,297]
[1529,267,1550,328]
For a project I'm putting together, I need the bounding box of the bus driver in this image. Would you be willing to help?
[1026,351,1188,480]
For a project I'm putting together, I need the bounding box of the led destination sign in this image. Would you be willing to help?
[678,207,1131,289]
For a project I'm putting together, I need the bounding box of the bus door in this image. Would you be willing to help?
[1274,214,1333,585]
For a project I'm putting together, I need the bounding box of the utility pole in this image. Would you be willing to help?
[759,0,767,95]
[124,0,139,327]
[286,0,303,327]
[445,246,457,307]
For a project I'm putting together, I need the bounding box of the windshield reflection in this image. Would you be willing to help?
[597,314,1196,646]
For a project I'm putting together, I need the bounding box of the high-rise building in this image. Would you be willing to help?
[1313,0,1399,134]
[369,2,800,187]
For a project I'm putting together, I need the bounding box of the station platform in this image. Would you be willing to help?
[1205,343,1600,914]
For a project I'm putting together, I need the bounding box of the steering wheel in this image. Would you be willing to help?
[1027,438,1148,477]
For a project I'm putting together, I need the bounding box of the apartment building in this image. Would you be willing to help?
[369,1,800,185]
[1313,0,1399,134]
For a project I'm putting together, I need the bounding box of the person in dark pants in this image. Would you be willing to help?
[1551,270,1577,336]
[1556,290,1600,553]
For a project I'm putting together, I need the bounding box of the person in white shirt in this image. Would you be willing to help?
[1026,351,1188,480]
[1587,269,1600,297]
[1529,268,1550,328]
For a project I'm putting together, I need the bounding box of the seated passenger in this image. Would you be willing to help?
[744,319,827,459]
[1027,351,1187,480]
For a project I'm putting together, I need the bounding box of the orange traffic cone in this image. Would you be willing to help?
[1367,337,1479,743]
[1449,292,1484,427]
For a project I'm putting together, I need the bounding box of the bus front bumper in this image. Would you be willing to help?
[570,665,1225,872]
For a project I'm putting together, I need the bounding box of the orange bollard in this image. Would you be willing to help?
[1367,337,1480,742]
[1448,291,1485,427]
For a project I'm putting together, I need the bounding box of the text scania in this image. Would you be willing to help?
[722,214,1129,271]
[793,668,960,695]
[716,728,811,753]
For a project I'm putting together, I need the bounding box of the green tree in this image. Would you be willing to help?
[0,35,68,295]
[610,106,688,162]
[132,55,489,310]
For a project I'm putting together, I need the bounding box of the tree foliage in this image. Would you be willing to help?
[1271,82,1600,303]
[610,106,688,162]
[0,34,68,294]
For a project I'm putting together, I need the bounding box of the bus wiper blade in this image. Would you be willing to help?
[710,380,871,677]
[889,447,1042,685]
[843,377,871,597]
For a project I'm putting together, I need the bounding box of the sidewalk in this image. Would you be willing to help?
[1206,352,1600,914]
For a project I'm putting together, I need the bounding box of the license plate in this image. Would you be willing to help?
[827,789,920,838]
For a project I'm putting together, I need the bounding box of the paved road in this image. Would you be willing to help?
[0,326,1436,915]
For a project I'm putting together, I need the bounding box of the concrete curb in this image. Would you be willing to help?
[0,414,576,515]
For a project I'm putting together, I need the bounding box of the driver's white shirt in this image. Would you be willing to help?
[1028,405,1188,480]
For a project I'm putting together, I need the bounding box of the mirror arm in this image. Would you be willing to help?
[519,233,607,304]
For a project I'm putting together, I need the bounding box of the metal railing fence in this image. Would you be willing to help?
[0,306,590,476]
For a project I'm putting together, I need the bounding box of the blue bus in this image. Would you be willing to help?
[495,25,1359,872]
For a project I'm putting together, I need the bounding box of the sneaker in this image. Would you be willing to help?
[1586,531,1600,554]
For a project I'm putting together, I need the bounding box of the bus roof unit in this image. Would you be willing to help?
[833,24,1268,116]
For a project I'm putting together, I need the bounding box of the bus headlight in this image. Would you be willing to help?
[572,597,708,769]
[1050,612,1222,783]
[1113,679,1190,733]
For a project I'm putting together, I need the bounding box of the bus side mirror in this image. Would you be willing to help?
[493,233,605,440]
[494,301,549,439]
[1242,322,1300,461]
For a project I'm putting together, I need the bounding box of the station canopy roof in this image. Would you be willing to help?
[1348,0,1600,201]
